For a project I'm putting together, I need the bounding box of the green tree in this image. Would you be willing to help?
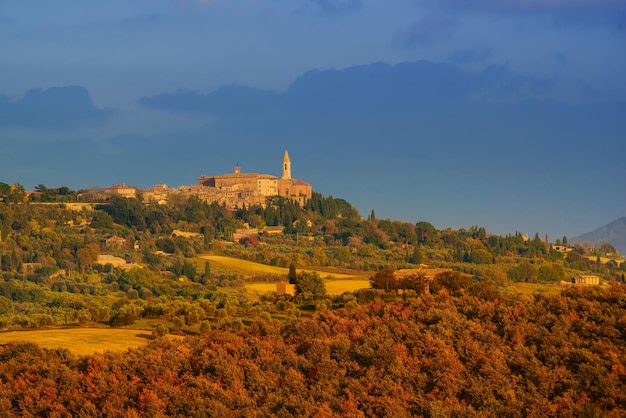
[0,296,14,314]
[152,324,169,338]
[288,260,297,284]
[508,261,538,282]
[537,263,565,282]
[294,272,326,298]
[410,245,423,264]
[415,221,437,245]
[182,260,197,281]
[470,249,492,264]
[90,211,114,229]
[599,243,616,256]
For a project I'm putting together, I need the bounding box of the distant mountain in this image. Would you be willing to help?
[572,217,626,255]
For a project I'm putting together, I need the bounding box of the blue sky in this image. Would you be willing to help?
[1,0,625,239]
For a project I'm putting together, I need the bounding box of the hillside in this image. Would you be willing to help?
[573,217,626,254]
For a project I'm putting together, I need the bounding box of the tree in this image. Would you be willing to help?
[470,249,492,264]
[537,263,566,282]
[288,261,297,284]
[0,296,14,314]
[7,183,25,203]
[110,304,142,327]
[430,271,471,293]
[294,272,326,298]
[90,211,114,229]
[415,221,437,245]
[410,245,423,265]
[508,261,538,282]
[0,181,10,197]
[182,260,197,281]
[599,243,616,256]
[76,243,100,271]
[398,272,429,294]
[152,324,169,338]
[370,267,397,292]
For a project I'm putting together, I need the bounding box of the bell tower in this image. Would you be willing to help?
[282,149,291,180]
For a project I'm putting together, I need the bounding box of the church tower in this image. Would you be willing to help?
[282,149,291,180]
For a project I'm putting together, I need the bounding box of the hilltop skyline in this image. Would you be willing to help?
[1,0,625,239]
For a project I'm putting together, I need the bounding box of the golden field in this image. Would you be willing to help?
[200,255,368,280]
[0,328,181,356]
[245,279,371,295]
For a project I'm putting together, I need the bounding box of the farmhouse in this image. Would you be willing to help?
[572,275,601,285]
[105,236,126,250]
[552,244,573,253]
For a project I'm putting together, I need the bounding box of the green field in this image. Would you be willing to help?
[0,328,182,356]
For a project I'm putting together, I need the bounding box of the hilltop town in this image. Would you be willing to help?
[101,150,312,208]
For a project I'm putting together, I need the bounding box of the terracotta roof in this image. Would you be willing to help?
[286,179,311,186]
[107,184,136,190]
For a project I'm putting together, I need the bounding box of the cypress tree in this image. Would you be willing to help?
[288,261,297,284]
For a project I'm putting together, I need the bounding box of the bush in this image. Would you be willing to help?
[152,324,169,338]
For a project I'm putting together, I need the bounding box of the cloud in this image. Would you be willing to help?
[139,59,556,119]
[425,0,626,23]
[139,85,282,115]
[448,49,492,65]
[309,0,363,16]
[393,17,457,48]
[175,0,223,6]
[0,86,113,129]
[431,0,624,12]
[475,64,553,101]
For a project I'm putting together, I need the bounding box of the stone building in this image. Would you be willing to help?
[141,150,312,208]
[572,275,601,285]
[141,184,170,204]
[277,150,312,206]
[105,184,138,199]
[194,150,312,209]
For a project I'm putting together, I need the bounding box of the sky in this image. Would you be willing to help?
[0,0,625,240]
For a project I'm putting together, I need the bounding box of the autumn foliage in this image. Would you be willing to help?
[0,283,625,416]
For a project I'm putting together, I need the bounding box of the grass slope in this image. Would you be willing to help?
[200,255,371,295]
[200,255,368,280]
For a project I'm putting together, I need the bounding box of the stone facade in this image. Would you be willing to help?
[105,184,138,199]
[572,275,601,285]
[144,150,312,209]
